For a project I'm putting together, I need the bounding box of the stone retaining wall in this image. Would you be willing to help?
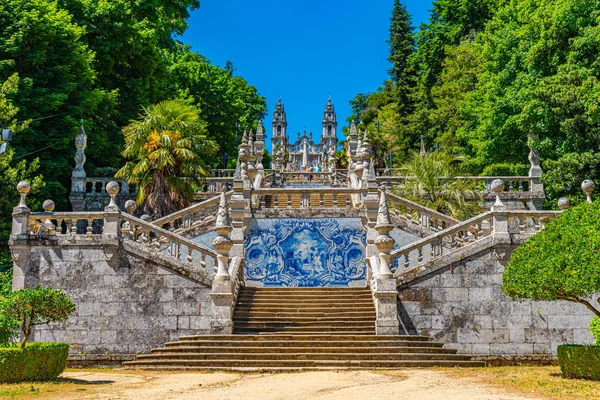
[19,242,212,355]
[397,244,595,359]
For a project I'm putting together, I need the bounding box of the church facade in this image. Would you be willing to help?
[271,97,338,171]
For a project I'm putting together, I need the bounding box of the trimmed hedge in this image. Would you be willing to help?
[558,345,600,380]
[0,342,69,383]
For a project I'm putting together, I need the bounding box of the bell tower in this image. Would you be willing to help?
[271,98,288,153]
[321,97,338,152]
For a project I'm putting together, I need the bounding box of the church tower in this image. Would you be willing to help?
[321,97,338,152]
[271,98,288,152]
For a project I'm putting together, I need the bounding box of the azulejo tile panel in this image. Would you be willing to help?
[244,218,367,287]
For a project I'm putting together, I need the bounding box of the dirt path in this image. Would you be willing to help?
[44,369,535,400]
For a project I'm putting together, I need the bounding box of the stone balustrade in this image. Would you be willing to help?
[387,192,459,234]
[84,178,135,195]
[26,212,108,236]
[281,172,332,185]
[152,192,232,236]
[121,213,218,274]
[389,209,561,277]
[250,187,364,210]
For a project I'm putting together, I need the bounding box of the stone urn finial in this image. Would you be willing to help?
[43,199,55,212]
[15,181,31,212]
[558,197,570,211]
[582,180,595,203]
[375,185,395,278]
[491,179,505,210]
[105,181,120,210]
[42,199,56,234]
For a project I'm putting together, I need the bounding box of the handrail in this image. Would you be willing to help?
[387,192,459,227]
[390,210,561,276]
[121,214,217,271]
[152,191,230,228]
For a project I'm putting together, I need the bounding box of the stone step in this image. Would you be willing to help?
[233,311,377,318]
[232,328,376,334]
[233,316,376,323]
[123,359,486,369]
[177,334,431,342]
[237,293,373,299]
[233,306,376,313]
[133,352,473,362]
[152,346,456,354]
[235,301,374,307]
[242,288,371,294]
[165,340,443,348]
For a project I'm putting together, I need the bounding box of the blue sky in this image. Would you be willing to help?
[182,0,433,151]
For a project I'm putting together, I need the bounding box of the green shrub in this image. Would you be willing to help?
[0,342,69,383]
[558,345,600,380]
[3,287,76,347]
[591,318,600,346]
[481,163,529,177]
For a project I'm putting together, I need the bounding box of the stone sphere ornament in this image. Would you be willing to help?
[17,181,31,195]
[490,179,505,194]
[141,214,151,222]
[582,179,595,203]
[124,200,137,214]
[43,199,55,212]
[106,181,120,197]
[105,181,120,209]
[557,197,570,210]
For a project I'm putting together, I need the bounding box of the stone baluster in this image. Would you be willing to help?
[528,132,544,209]
[582,180,595,203]
[103,181,121,238]
[41,200,56,235]
[372,186,400,335]
[210,188,235,334]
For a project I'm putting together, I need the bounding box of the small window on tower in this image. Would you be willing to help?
[327,126,332,135]
[277,126,282,135]
[277,113,281,120]
[328,113,332,119]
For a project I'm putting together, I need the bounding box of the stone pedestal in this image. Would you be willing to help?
[373,276,399,335]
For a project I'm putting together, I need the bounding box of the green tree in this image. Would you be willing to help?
[387,0,415,115]
[503,201,600,318]
[116,100,217,218]
[162,44,267,168]
[0,0,114,207]
[0,74,44,258]
[2,287,76,347]
[462,0,600,170]
[400,150,482,220]
[542,152,600,208]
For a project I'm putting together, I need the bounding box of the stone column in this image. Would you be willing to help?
[10,181,32,291]
[528,132,545,209]
[373,186,399,335]
[210,188,235,334]
[491,179,510,244]
[70,125,87,211]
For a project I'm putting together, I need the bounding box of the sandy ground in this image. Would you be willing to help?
[49,369,536,400]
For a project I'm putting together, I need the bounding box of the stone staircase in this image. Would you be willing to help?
[123,287,485,370]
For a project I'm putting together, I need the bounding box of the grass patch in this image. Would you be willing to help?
[442,366,600,400]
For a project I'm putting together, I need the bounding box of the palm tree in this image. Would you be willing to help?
[400,150,483,220]
[116,100,217,218]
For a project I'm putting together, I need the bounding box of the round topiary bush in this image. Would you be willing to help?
[557,345,600,380]
[0,342,69,383]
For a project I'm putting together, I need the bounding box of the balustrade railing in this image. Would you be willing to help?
[152,192,231,236]
[121,214,217,274]
[251,188,363,210]
[84,178,136,195]
[389,210,561,278]
[26,212,107,236]
[387,192,459,234]
[281,172,332,185]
